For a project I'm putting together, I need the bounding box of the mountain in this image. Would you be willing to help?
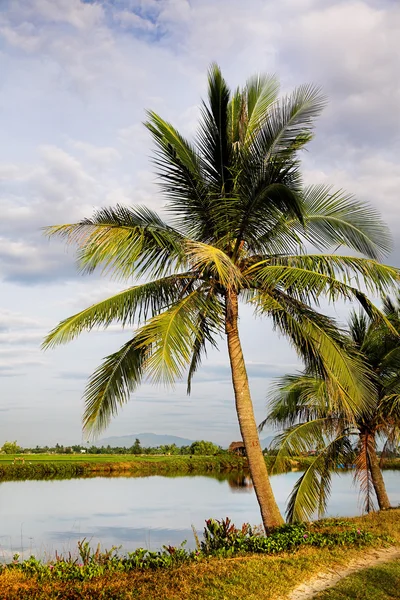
[97,433,196,448]
[259,436,274,450]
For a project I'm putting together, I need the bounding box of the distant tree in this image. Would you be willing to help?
[190,440,221,455]
[130,438,142,454]
[1,441,22,454]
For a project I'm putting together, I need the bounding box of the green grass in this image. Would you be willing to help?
[0,509,399,600]
[0,454,397,481]
[313,558,400,599]
[0,454,248,481]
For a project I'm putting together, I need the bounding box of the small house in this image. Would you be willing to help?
[228,441,246,456]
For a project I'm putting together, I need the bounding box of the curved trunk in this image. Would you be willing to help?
[225,289,284,529]
[369,443,391,510]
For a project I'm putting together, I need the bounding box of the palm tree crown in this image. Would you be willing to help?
[43,65,398,529]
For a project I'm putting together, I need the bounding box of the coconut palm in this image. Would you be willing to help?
[263,298,400,521]
[43,65,398,529]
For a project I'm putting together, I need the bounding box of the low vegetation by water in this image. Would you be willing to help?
[0,453,398,482]
[0,509,398,600]
[0,453,249,481]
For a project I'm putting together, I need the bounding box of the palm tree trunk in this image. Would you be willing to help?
[369,443,391,510]
[225,289,284,529]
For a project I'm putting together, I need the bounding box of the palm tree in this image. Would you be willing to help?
[263,299,400,521]
[43,65,398,530]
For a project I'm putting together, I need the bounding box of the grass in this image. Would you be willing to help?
[0,454,397,481]
[313,558,400,599]
[0,509,399,600]
[0,454,248,481]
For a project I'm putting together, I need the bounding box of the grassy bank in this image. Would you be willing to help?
[0,454,248,480]
[0,454,398,481]
[0,510,398,600]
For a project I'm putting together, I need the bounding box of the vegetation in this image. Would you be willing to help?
[1,441,22,454]
[263,299,400,521]
[43,64,398,529]
[0,454,248,481]
[18,439,224,456]
[313,558,400,600]
[0,510,398,599]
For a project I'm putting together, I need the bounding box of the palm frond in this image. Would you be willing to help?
[253,290,374,417]
[42,274,196,349]
[185,240,243,288]
[83,338,148,436]
[286,435,353,522]
[243,74,280,143]
[250,83,326,162]
[44,205,187,280]
[134,288,213,384]
[297,184,392,259]
[260,374,331,430]
[197,63,232,192]
[186,294,223,394]
[246,254,399,300]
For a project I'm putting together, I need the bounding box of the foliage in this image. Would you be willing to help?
[42,65,397,439]
[0,511,398,600]
[0,454,247,482]
[263,297,400,521]
[43,65,398,529]
[1,518,381,584]
[200,517,375,557]
[1,441,22,454]
[189,440,222,455]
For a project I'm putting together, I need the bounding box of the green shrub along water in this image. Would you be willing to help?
[1,518,384,583]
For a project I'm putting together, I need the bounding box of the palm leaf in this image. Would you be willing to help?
[42,274,196,349]
[253,289,374,417]
[297,185,392,259]
[44,205,187,279]
[185,240,243,288]
[83,338,148,436]
[285,434,353,522]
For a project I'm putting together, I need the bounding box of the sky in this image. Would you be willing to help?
[1,0,400,447]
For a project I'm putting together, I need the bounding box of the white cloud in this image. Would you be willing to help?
[0,0,399,444]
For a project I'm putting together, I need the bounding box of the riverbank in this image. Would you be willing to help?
[0,509,398,600]
[0,454,398,481]
[0,454,248,480]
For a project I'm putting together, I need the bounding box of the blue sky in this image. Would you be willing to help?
[1,0,399,446]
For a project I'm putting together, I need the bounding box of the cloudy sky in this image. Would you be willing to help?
[1,0,399,447]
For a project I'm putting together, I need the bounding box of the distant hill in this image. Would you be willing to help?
[259,436,274,450]
[97,432,274,449]
[98,433,196,448]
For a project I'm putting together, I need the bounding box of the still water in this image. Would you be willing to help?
[0,471,398,559]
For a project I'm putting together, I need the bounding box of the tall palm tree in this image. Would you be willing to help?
[43,65,398,529]
[263,299,400,521]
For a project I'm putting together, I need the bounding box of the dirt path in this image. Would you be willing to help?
[288,546,400,599]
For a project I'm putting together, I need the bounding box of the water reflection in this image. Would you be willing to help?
[227,473,253,492]
[0,470,398,559]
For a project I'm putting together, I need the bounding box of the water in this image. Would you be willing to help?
[0,470,398,559]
